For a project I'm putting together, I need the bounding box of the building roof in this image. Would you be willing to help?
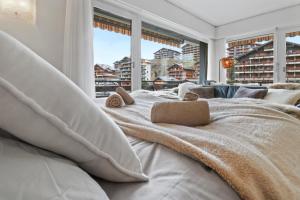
[168,63,195,71]
[114,56,131,65]
[94,64,115,72]
[153,48,181,55]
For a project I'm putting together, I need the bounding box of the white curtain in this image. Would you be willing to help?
[63,0,95,98]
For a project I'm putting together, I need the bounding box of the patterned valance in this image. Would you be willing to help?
[286,31,300,37]
[94,13,183,47]
[228,35,274,48]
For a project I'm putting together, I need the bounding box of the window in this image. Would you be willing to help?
[93,8,132,98]
[141,22,201,90]
[93,5,208,97]
[286,31,300,83]
[226,34,274,85]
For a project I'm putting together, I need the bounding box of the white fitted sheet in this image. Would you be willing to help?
[97,136,240,200]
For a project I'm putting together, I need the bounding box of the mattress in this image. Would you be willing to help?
[97,136,240,200]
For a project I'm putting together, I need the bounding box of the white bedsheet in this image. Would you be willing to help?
[0,130,109,200]
[97,136,240,200]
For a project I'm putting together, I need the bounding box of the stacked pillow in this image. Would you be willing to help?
[264,89,300,105]
[178,82,198,99]
[0,31,148,182]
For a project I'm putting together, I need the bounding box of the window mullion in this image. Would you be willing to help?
[131,16,142,91]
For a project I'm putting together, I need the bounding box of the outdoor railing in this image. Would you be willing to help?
[95,79,197,98]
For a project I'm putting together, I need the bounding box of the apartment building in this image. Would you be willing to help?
[234,41,300,84]
[168,63,195,80]
[182,44,200,62]
[141,59,152,81]
[227,44,261,58]
[182,44,200,78]
[286,42,300,82]
[94,64,118,80]
[154,48,181,60]
[114,57,152,86]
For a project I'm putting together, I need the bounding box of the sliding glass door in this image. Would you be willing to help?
[226,34,274,85]
[92,2,207,97]
[93,6,139,98]
[140,22,201,91]
[285,31,300,83]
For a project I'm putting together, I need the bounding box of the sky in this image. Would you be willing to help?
[94,28,300,68]
[93,28,181,68]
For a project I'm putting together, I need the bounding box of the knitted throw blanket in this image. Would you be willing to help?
[101,91,300,200]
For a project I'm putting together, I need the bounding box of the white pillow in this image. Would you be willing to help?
[0,136,109,200]
[264,89,300,105]
[178,82,198,98]
[0,31,147,182]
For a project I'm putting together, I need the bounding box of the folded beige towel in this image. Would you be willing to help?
[116,87,135,105]
[105,93,124,108]
[183,92,199,101]
[151,100,210,126]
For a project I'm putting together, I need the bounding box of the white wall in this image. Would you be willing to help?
[0,0,66,71]
[216,5,300,39]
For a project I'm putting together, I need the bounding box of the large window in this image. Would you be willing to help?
[226,34,274,85]
[141,22,200,90]
[286,31,300,83]
[93,8,132,98]
[93,5,207,97]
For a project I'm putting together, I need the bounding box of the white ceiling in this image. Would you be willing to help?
[166,0,300,27]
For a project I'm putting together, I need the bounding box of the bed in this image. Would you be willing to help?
[96,90,300,200]
[1,90,300,200]
[1,30,300,200]
[97,136,240,200]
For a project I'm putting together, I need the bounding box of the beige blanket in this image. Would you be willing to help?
[101,91,300,200]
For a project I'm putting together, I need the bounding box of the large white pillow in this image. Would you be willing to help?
[178,82,198,99]
[0,31,148,182]
[0,136,109,200]
[264,89,300,105]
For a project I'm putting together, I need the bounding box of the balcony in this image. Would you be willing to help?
[235,63,273,67]
[95,80,197,98]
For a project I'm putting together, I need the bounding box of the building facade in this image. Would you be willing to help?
[94,64,118,80]
[113,57,152,87]
[182,44,200,62]
[286,42,300,82]
[141,59,152,81]
[233,41,300,84]
[227,44,261,58]
[168,63,195,80]
[154,48,181,60]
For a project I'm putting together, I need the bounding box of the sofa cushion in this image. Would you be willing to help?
[226,86,241,98]
[233,87,268,99]
[214,85,267,98]
[190,86,214,99]
[213,85,229,98]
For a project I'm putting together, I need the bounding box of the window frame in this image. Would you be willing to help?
[225,26,300,84]
[225,29,277,84]
[278,26,300,83]
[92,0,208,99]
